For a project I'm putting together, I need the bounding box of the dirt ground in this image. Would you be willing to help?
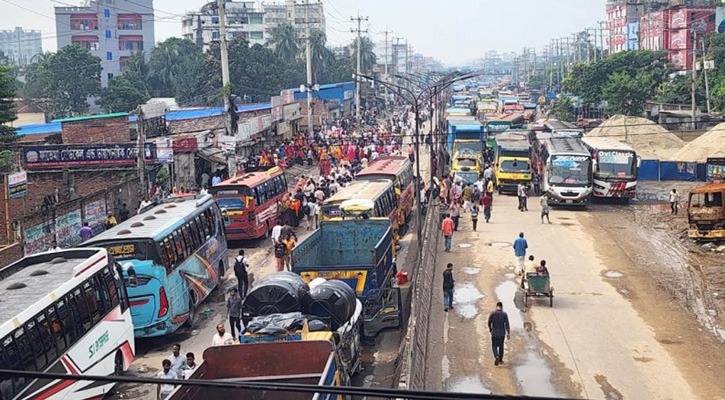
[425,184,725,400]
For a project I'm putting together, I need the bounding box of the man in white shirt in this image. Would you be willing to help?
[212,323,234,346]
[271,220,283,245]
[168,343,186,378]
[182,352,197,379]
[156,359,178,400]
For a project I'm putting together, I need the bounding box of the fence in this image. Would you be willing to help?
[20,178,141,255]
[638,160,701,181]
[399,192,440,391]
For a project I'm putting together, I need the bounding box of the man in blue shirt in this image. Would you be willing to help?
[512,232,528,275]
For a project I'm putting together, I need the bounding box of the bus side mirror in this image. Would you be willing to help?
[636,157,641,168]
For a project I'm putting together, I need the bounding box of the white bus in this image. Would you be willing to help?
[0,248,134,400]
[581,137,639,200]
[533,132,593,206]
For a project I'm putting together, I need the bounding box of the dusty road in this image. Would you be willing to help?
[426,192,725,399]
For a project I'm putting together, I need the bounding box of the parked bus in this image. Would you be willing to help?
[355,156,415,224]
[0,248,134,400]
[83,194,228,338]
[581,137,639,199]
[320,180,400,233]
[533,132,593,206]
[209,167,287,240]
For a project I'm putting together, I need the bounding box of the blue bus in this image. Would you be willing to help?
[83,194,228,338]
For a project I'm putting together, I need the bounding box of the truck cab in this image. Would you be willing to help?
[494,131,532,194]
[688,183,725,240]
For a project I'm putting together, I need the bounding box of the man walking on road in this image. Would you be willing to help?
[233,250,249,297]
[513,232,528,274]
[443,263,454,311]
[488,301,510,366]
[441,213,454,252]
[482,192,492,223]
[670,189,680,215]
[540,195,551,224]
[226,288,243,339]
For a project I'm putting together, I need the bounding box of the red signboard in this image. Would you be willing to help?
[172,137,198,152]
[669,29,690,50]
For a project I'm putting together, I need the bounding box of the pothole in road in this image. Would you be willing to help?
[453,283,484,319]
[446,376,491,393]
[605,270,624,278]
[488,241,511,248]
[559,222,576,226]
[462,267,481,275]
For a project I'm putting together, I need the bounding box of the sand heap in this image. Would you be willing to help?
[586,115,684,160]
[671,122,725,163]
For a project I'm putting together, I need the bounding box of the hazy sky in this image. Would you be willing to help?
[1,0,605,65]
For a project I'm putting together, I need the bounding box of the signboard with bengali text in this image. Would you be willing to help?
[23,143,156,169]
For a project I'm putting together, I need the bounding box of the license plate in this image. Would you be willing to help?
[566,200,573,204]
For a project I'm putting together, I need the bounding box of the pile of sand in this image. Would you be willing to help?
[586,115,684,159]
[671,122,725,163]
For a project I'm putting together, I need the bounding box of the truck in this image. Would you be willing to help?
[166,340,343,400]
[494,131,533,194]
[292,218,401,339]
[687,183,725,240]
[446,117,485,155]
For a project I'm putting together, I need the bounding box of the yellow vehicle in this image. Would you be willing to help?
[452,154,482,185]
[494,131,532,194]
[452,139,485,164]
[687,183,725,240]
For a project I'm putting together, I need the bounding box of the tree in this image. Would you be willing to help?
[0,65,17,143]
[24,45,101,118]
[266,23,299,62]
[309,28,333,83]
[551,95,575,122]
[602,71,652,116]
[148,38,203,97]
[351,36,376,74]
[99,71,150,113]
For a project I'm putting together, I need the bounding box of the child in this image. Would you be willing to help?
[470,203,480,231]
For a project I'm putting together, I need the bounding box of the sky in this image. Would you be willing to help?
[1,0,605,65]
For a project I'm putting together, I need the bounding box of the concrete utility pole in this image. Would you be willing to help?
[393,37,402,75]
[135,106,146,196]
[702,38,712,114]
[382,28,392,108]
[598,21,608,59]
[304,0,313,135]
[351,11,368,123]
[405,39,410,75]
[218,0,235,175]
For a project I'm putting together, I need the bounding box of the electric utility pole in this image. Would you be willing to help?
[304,0,313,135]
[351,12,368,123]
[382,28,392,108]
[218,0,235,175]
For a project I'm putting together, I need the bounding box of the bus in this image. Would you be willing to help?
[0,248,134,400]
[209,167,287,240]
[83,194,228,338]
[532,132,593,206]
[320,180,400,234]
[581,137,639,199]
[355,156,415,224]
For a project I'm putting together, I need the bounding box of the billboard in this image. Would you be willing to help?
[717,6,725,34]
[23,143,156,169]
[7,171,27,199]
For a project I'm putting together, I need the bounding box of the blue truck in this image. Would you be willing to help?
[446,117,485,154]
[292,218,401,339]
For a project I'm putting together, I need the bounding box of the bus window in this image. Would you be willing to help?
[103,269,120,308]
[14,329,35,371]
[71,288,93,331]
[199,214,211,239]
[189,220,202,249]
[204,209,215,235]
[24,320,47,370]
[163,238,176,269]
[82,280,103,324]
[46,305,68,353]
[173,231,185,260]
[181,225,194,253]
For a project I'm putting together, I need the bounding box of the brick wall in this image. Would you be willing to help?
[168,109,269,136]
[0,243,22,268]
[61,115,130,144]
[299,100,329,127]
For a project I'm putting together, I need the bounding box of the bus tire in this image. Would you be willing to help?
[185,295,197,327]
[113,351,124,376]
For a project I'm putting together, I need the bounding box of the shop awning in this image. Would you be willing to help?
[197,148,227,166]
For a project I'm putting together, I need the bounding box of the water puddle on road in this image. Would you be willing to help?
[489,241,511,248]
[605,270,624,278]
[462,267,481,275]
[446,376,492,393]
[458,243,473,248]
[494,280,561,397]
[454,283,484,319]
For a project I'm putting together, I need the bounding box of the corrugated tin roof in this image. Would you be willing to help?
[54,112,129,123]
[15,122,62,136]
[287,81,354,93]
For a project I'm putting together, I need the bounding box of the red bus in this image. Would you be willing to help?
[355,156,415,228]
[209,167,287,240]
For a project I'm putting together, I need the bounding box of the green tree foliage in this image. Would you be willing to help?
[351,36,376,74]
[100,71,150,113]
[552,96,575,122]
[601,71,653,116]
[562,50,671,105]
[148,38,204,98]
[266,23,299,62]
[0,65,17,143]
[24,45,102,118]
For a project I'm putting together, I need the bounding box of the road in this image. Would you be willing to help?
[425,192,725,399]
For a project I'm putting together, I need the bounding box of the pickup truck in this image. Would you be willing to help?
[166,340,342,400]
[292,218,402,339]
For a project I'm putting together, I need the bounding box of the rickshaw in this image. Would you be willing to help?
[523,273,553,307]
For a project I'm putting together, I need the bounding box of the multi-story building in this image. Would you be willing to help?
[55,0,155,87]
[181,0,325,51]
[0,27,42,66]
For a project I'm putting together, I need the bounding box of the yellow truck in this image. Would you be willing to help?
[687,183,725,240]
[494,131,532,194]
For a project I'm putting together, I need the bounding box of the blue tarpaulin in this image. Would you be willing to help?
[659,161,697,181]
[638,160,660,181]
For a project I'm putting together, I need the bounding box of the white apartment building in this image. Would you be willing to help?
[181,0,325,51]
[0,27,42,66]
[55,0,155,87]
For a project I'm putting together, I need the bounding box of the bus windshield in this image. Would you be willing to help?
[456,171,479,184]
[596,150,636,179]
[500,160,529,173]
[455,142,483,155]
[90,239,160,263]
[216,197,246,211]
[498,148,529,158]
[208,185,253,197]
[549,155,591,185]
